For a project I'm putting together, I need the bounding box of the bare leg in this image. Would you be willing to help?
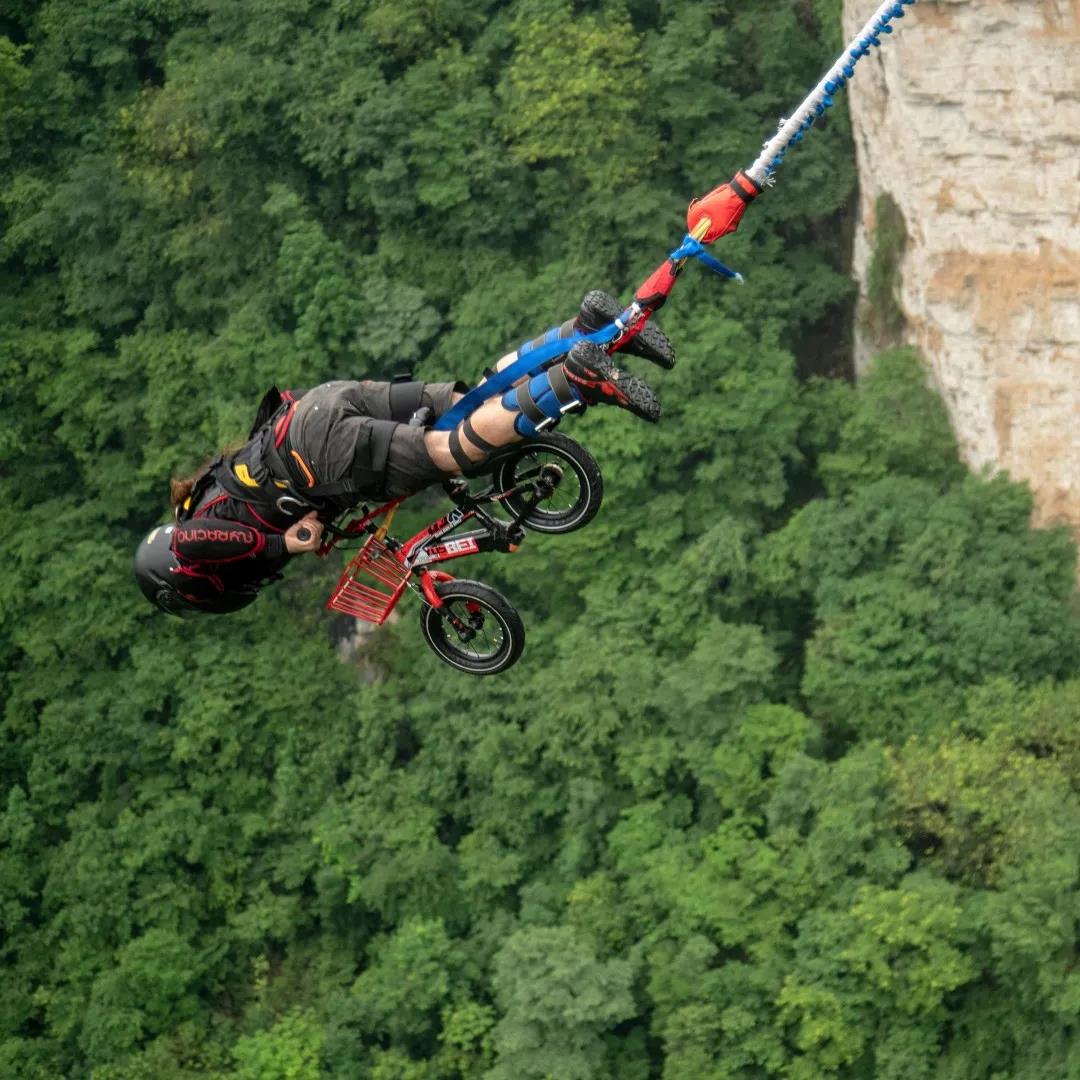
[479,317,577,385]
[488,350,517,377]
[424,394,520,474]
[422,316,596,475]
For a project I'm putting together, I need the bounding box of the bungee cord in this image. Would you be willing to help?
[748,0,918,185]
[433,0,918,433]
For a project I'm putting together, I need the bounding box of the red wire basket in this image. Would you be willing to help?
[326,535,412,624]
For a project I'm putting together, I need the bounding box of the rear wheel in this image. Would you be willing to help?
[419,579,525,676]
[492,433,603,534]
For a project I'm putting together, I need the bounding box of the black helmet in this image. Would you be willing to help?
[134,524,256,618]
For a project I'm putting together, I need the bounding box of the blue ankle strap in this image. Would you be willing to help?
[502,368,583,437]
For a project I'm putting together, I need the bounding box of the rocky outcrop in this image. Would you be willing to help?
[844,0,1080,531]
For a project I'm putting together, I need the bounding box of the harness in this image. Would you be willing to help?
[178,378,428,525]
[261,410,394,509]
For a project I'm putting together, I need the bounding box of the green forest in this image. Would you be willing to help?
[2,1,1079,1077]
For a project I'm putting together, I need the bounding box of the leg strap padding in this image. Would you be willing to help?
[388,378,426,422]
[501,368,585,437]
[547,363,581,411]
[515,382,548,426]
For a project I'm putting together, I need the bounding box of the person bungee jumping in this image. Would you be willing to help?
[134,292,673,618]
[134,0,921,621]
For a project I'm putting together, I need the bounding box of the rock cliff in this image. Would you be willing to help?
[843,0,1080,531]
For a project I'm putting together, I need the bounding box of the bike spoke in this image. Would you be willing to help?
[443,600,505,660]
[515,453,580,513]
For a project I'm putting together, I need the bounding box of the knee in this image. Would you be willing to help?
[423,430,458,475]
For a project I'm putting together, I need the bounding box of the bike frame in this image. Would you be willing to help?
[319,465,553,616]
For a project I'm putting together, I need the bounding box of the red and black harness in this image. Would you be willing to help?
[179,377,430,527]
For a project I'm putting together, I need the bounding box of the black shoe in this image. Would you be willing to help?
[575,290,676,370]
[563,341,662,423]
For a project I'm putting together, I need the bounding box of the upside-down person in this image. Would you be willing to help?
[134,292,676,618]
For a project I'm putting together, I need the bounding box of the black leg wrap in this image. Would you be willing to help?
[462,415,499,454]
[388,379,427,422]
[448,427,477,472]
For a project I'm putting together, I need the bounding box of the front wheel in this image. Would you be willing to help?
[492,432,604,534]
[419,579,526,676]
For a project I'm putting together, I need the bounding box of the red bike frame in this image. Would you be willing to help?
[319,477,532,622]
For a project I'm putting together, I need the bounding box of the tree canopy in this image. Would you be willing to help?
[2,2,1078,1078]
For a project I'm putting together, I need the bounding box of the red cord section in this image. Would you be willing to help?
[686,171,761,245]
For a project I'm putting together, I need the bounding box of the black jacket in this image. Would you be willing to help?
[167,379,420,609]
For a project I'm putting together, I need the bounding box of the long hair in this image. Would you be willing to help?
[169,441,244,514]
[169,464,210,513]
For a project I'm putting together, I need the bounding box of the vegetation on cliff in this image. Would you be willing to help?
[862,192,908,345]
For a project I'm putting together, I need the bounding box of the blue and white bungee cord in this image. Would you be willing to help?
[747,0,918,186]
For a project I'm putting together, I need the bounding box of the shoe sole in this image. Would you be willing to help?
[566,342,662,423]
[579,290,677,370]
[613,371,663,423]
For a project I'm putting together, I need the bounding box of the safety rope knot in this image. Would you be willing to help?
[669,236,744,284]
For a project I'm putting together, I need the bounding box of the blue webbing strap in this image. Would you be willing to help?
[431,322,622,432]
[518,325,562,358]
[433,238,740,432]
[669,235,743,282]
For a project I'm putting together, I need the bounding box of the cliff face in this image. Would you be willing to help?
[844,0,1080,530]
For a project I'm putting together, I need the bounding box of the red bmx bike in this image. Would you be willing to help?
[318,432,602,675]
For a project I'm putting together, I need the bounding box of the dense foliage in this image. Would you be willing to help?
[2,2,1078,1078]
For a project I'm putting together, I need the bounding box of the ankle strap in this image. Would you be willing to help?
[514,381,548,425]
[547,363,579,408]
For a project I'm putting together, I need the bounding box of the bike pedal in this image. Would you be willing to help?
[443,477,470,501]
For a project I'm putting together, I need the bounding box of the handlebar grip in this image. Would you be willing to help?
[296,527,312,542]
